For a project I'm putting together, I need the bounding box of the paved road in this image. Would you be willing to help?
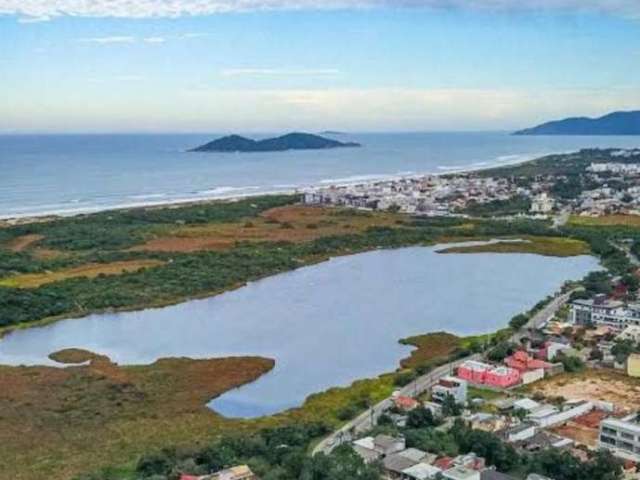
[312,354,481,455]
[510,289,576,343]
[312,290,575,456]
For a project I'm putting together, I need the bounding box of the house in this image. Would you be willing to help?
[530,193,554,214]
[617,325,640,343]
[434,457,455,471]
[501,422,537,443]
[195,465,257,480]
[504,351,552,373]
[514,431,573,452]
[537,341,571,362]
[383,448,433,479]
[384,453,421,479]
[402,463,443,480]
[432,376,468,405]
[465,413,508,433]
[395,395,420,411]
[627,353,640,378]
[442,466,482,480]
[452,453,485,471]
[353,434,406,463]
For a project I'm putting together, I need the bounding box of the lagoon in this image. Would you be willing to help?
[0,246,599,417]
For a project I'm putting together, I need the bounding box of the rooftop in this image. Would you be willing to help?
[403,462,443,480]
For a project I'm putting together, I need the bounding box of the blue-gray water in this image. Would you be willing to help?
[0,246,599,417]
[1,132,639,218]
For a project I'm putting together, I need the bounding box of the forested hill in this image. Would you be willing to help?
[514,111,640,135]
[190,132,361,152]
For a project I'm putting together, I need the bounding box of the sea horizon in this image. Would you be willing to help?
[2,131,640,220]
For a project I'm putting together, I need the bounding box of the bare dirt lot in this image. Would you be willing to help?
[528,369,640,413]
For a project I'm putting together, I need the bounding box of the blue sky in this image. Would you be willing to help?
[2,1,640,132]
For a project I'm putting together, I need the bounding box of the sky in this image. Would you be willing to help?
[1,0,640,133]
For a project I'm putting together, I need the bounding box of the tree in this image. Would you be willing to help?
[407,407,437,428]
[441,394,462,417]
[487,342,516,362]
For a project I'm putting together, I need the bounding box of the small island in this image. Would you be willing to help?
[514,110,640,135]
[190,132,361,153]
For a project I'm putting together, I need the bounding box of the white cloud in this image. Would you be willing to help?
[220,68,341,78]
[143,36,166,43]
[78,35,136,44]
[2,0,640,22]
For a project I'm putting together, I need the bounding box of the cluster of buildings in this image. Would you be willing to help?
[352,433,546,480]
[301,148,640,218]
[571,294,640,330]
[456,350,562,390]
[303,175,525,216]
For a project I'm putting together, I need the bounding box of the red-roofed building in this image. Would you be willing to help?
[394,395,419,411]
[504,350,551,373]
[434,456,454,470]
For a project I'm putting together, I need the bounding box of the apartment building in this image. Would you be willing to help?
[599,414,640,462]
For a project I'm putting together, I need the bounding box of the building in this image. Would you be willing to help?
[570,296,640,330]
[538,341,571,361]
[628,354,640,378]
[383,448,433,479]
[504,351,552,384]
[530,193,554,214]
[480,472,517,480]
[402,463,443,480]
[442,466,482,480]
[617,325,640,343]
[599,414,640,462]
[394,395,420,411]
[185,465,257,480]
[432,376,468,405]
[457,361,521,388]
[353,434,406,463]
[502,422,537,443]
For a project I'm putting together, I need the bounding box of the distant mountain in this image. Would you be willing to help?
[514,110,640,136]
[190,132,361,153]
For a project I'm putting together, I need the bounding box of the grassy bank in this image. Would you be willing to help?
[436,236,591,257]
[0,353,275,480]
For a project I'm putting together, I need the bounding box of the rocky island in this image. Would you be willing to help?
[190,132,361,153]
[514,110,640,135]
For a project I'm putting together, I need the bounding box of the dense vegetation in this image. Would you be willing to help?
[78,423,380,480]
[79,415,623,480]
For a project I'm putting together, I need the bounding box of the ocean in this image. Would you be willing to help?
[2,132,640,219]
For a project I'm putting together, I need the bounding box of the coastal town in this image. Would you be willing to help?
[302,148,640,218]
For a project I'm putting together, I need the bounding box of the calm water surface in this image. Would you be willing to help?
[0,246,599,417]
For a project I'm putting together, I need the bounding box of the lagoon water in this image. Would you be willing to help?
[0,245,599,417]
[2,132,640,218]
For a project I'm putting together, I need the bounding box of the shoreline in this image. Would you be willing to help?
[0,148,567,226]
